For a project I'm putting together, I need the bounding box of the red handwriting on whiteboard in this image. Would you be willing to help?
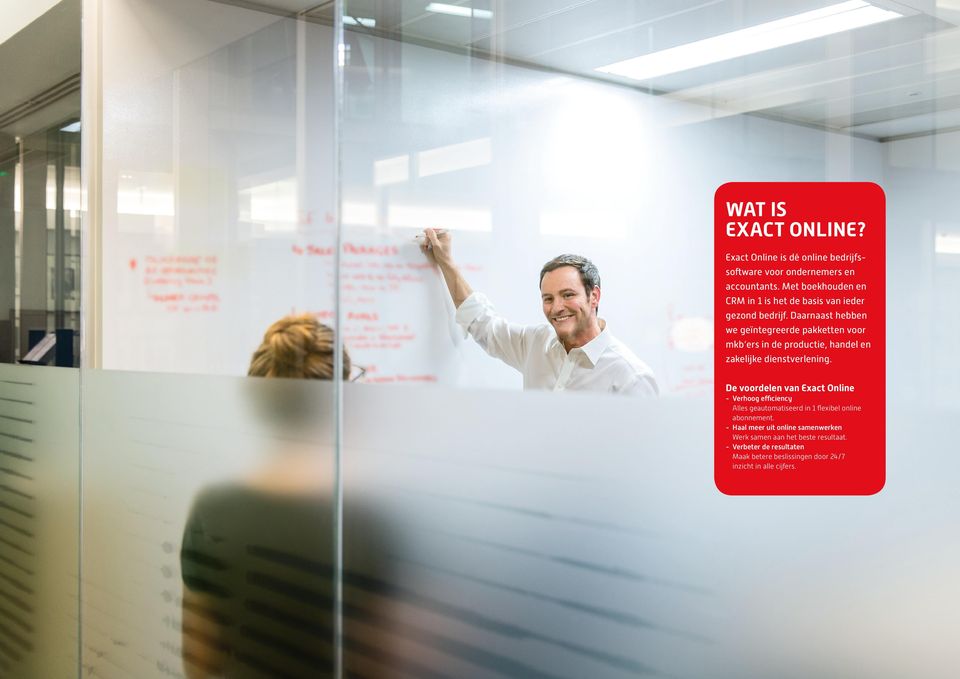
[343,243,399,256]
[298,309,416,352]
[143,254,220,313]
[362,374,438,383]
[307,310,335,320]
[344,323,416,350]
[347,311,379,321]
[290,242,400,257]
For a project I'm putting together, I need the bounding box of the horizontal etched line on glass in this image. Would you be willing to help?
[0,501,34,520]
[0,587,32,613]
[402,524,711,594]
[0,603,32,633]
[0,485,33,501]
[0,432,33,444]
[0,518,32,538]
[0,572,34,596]
[396,557,712,643]
[0,553,33,576]
[382,484,655,536]
[0,536,32,557]
[0,467,32,481]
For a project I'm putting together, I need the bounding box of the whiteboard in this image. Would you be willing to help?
[98,1,881,395]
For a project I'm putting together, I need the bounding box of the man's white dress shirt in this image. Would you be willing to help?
[456,292,658,396]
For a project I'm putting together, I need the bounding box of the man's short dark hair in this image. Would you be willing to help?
[539,254,601,294]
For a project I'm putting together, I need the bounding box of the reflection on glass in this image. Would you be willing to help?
[116,171,175,235]
[1,121,81,366]
[239,178,298,233]
[417,138,491,178]
[372,156,409,187]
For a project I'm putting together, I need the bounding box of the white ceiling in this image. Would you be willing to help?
[307,0,960,140]
[0,0,80,139]
[6,0,960,141]
[0,0,62,46]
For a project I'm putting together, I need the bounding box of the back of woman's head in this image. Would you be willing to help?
[248,314,350,380]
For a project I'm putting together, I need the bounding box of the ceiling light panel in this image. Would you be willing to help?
[596,1,906,81]
[425,3,492,20]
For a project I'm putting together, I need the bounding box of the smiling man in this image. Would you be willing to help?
[420,228,658,396]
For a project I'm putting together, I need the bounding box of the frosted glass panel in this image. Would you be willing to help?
[87,1,339,678]
[81,371,336,678]
[0,364,78,679]
[342,387,711,678]
[342,385,959,678]
[336,4,958,677]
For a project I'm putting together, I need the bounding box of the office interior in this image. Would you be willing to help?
[1,0,958,677]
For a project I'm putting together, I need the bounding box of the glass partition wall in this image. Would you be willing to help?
[1,1,83,677]
[1,105,81,366]
[80,1,340,678]
[332,2,960,679]
[0,0,958,677]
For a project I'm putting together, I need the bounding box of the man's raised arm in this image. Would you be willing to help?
[420,228,473,308]
[421,228,531,372]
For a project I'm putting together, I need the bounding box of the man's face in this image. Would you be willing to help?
[540,266,600,348]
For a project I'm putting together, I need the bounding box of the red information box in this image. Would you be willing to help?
[714,183,885,495]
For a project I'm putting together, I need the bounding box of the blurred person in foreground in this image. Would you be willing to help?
[420,228,658,396]
[180,315,392,678]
